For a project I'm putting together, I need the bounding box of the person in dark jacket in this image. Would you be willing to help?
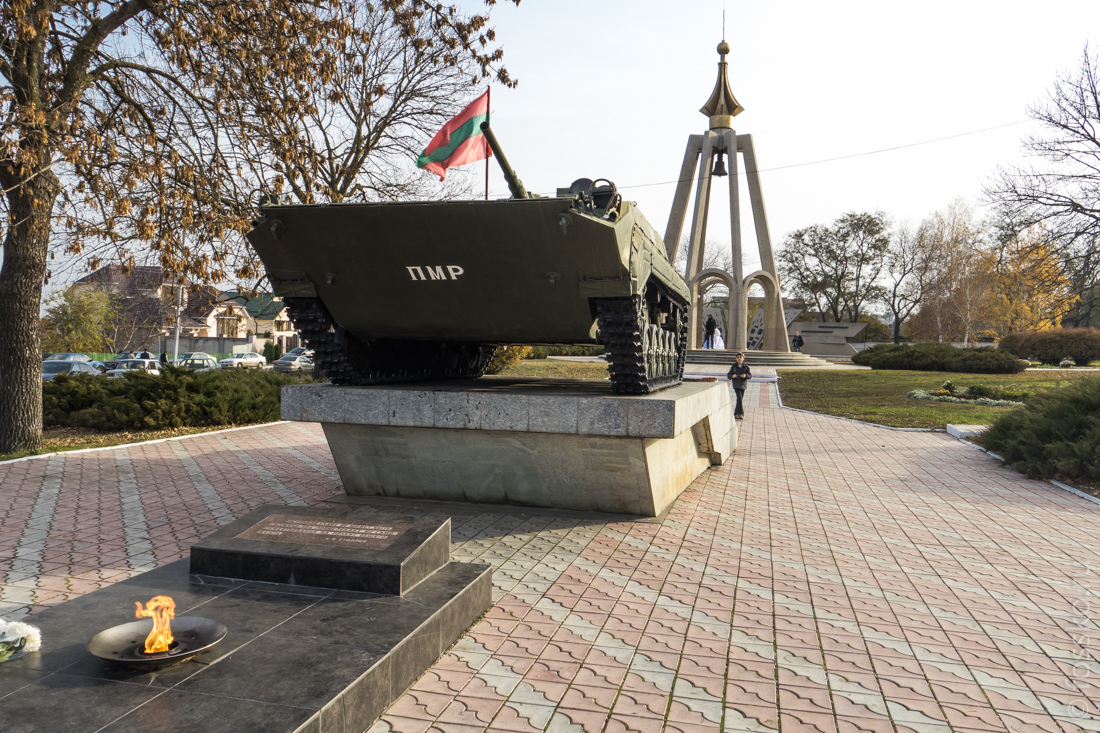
[792,331,804,353]
[704,315,717,349]
[159,351,168,366]
[727,352,751,420]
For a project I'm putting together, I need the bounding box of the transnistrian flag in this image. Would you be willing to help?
[416,90,491,181]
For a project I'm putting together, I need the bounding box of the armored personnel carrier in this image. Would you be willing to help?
[246,124,690,394]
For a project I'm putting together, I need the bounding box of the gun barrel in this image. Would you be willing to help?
[480,121,530,200]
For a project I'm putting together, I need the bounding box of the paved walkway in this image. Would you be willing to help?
[3,384,1100,732]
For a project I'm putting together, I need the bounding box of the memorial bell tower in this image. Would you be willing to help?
[664,40,790,353]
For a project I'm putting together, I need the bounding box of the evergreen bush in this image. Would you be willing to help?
[262,341,283,363]
[43,368,310,430]
[980,377,1100,482]
[484,346,532,375]
[526,345,605,360]
[852,343,1025,373]
[998,328,1100,366]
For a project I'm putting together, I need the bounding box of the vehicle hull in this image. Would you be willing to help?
[247,197,688,345]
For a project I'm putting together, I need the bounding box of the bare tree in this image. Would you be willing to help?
[0,0,517,453]
[883,223,935,343]
[987,46,1100,326]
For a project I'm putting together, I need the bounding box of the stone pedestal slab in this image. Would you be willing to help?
[0,503,492,733]
[282,378,737,516]
[190,505,450,595]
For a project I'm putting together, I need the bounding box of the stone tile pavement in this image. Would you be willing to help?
[3,382,1100,731]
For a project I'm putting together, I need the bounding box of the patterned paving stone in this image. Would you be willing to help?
[6,383,1100,731]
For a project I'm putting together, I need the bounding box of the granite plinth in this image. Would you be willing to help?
[282,378,737,516]
[190,505,449,595]
[0,539,491,732]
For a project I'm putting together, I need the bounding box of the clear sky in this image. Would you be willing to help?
[448,0,1100,273]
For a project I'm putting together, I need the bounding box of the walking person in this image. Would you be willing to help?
[704,314,717,349]
[792,331,804,353]
[727,352,751,420]
[159,351,168,366]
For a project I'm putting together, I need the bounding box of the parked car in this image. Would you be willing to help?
[272,355,314,374]
[42,360,103,381]
[104,352,135,370]
[285,347,314,358]
[42,352,108,372]
[178,356,218,372]
[105,359,161,379]
[218,352,266,369]
[175,352,215,364]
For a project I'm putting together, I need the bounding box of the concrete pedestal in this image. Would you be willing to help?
[282,378,736,517]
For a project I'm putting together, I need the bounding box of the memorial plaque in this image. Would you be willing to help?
[191,505,452,594]
[237,514,411,550]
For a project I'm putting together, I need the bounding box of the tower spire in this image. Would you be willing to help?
[699,40,744,130]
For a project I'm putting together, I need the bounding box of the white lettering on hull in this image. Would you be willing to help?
[407,266,465,281]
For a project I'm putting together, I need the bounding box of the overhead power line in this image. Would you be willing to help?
[529,120,1029,196]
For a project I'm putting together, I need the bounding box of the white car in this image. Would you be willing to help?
[106,359,161,379]
[219,352,267,369]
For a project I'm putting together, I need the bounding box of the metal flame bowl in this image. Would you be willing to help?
[87,616,228,670]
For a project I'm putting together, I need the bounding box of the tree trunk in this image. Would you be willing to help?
[893,314,902,344]
[0,169,61,454]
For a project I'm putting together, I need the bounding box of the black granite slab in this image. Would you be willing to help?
[189,505,451,595]
[0,557,492,733]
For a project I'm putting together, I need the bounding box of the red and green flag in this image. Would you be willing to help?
[416,90,491,181]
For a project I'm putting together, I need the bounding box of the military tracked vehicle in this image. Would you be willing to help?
[246,123,690,394]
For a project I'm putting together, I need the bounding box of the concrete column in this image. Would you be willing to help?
[684,131,717,350]
[723,129,746,350]
[738,134,790,353]
[684,131,717,282]
[664,135,704,264]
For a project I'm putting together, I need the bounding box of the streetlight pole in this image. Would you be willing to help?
[172,281,182,364]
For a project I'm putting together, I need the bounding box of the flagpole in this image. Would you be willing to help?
[485,85,490,201]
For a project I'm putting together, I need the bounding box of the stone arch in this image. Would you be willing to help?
[742,270,789,351]
[688,268,737,349]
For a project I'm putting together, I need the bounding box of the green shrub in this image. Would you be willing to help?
[980,377,1100,482]
[262,341,283,363]
[484,346,532,375]
[852,343,1026,374]
[997,331,1031,359]
[966,384,1033,401]
[43,368,311,430]
[998,328,1100,365]
[526,345,605,360]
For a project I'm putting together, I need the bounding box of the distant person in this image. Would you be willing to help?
[160,351,168,366]
[139,348,153,359]
[727,352,751,420]
[713,327,725,350]
[792,331,804,353]
[704,315,717,349]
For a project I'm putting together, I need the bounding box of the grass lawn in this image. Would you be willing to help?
[498,359,609,380]
[0,423,269,463]
[776,369,1100,429]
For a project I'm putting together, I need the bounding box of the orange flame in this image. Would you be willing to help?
[134,595,175,654]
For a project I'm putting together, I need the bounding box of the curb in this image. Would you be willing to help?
[774,382,937,432]
[0,421,289,467]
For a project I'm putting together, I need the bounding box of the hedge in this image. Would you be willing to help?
[43,367,311,431]
[980,377,1100,482]
[852,342,1026,373]
[527,345,605,360]
[998,328,1100,366]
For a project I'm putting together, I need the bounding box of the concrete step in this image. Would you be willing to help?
[686,350,833,368]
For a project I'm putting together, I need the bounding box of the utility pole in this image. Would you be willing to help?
[172,280,182,364]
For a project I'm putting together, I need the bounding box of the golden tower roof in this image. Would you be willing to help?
[700,40,744,129]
